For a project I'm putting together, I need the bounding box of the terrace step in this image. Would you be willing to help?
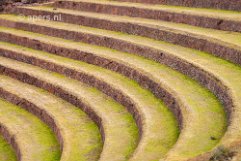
[0,0,241,161]
[0,59,140,161]
[0,28,226,160]
[0,98,60,161]
[13,6,241,32]
[0,75,102,161]
[0,15,240,160]
[8,7,241,65]
[53,0,241,32]
[0,56,164,161]
[104,0,241,11]
[0,15,238,115]
[0,132,16,161]
[0,51,179,161]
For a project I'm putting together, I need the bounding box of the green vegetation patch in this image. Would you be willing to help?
[0,98,60,161]
[0,135,16,161]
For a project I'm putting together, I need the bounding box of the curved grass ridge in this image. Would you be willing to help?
[19,3,240,158]
[0,37,227,160]
[0,16,235,160]
[104,0,241,11]
[0,2,240,160]
[0,54,179,161]
[0,75,103,161]
[16,5,241,33]
[0,14,235,125]
[0,135,16,161]
[0,57,143,161]
[0,14,240,73]
[53,0,241,32]
[0,98,60,161]
[5,11,238,159]
[7,7,241,65]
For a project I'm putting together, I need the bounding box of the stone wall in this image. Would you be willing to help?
[0,0,48,12]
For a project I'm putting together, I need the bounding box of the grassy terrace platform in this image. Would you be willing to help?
[54,0,241,29]
[0,54,179,161]
[0,28,226,160]
[0,75,102,161]
[0,98,60,161]
[106,0,241,11]
[7,7,241,64]
[0,57,140,161]
[0,135,16,161]
[0,0,241,160]
[15,5,241,32]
